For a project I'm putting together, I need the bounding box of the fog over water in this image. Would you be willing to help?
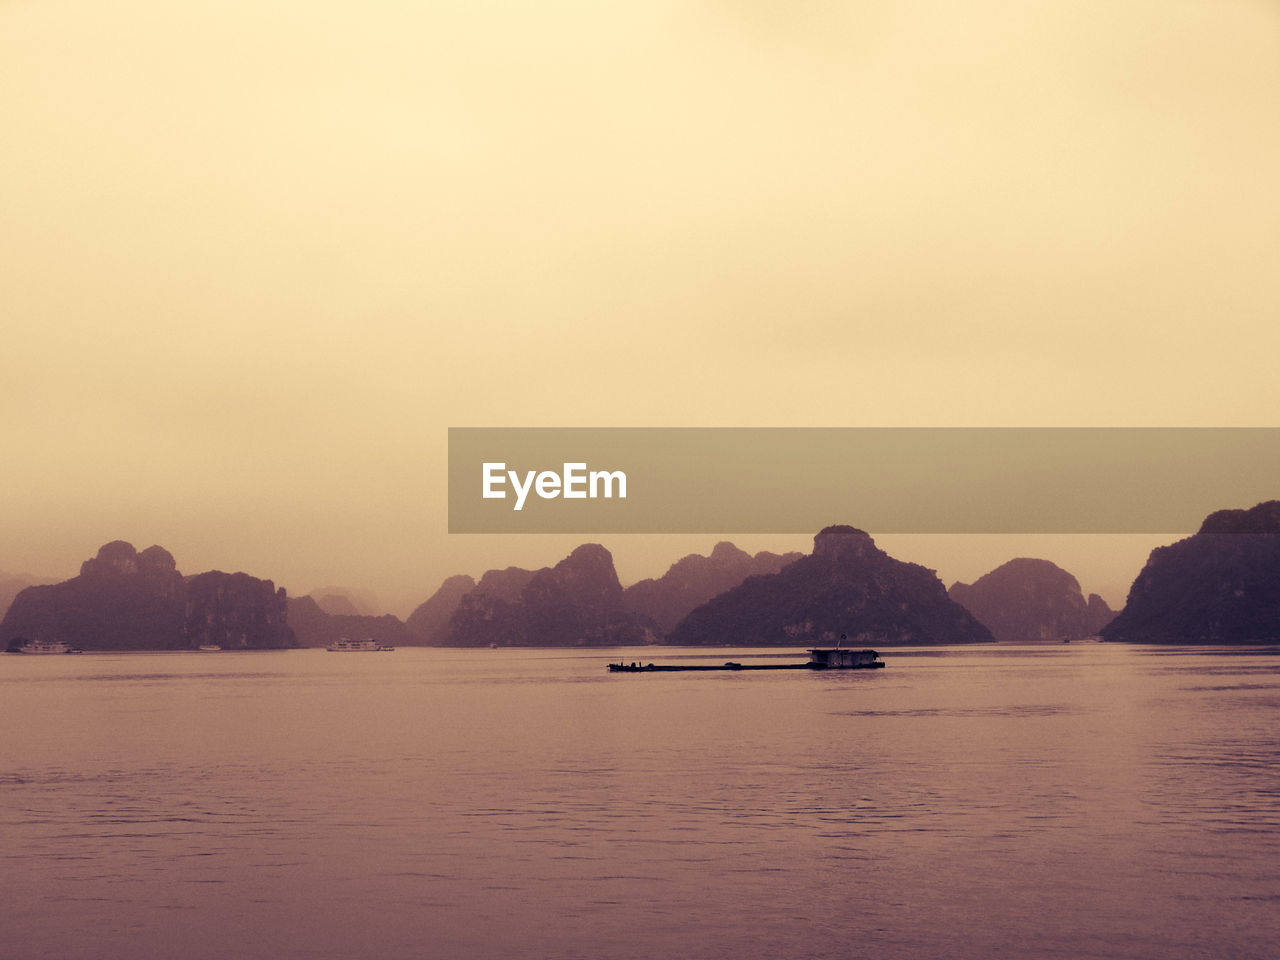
[3,644,1278,959]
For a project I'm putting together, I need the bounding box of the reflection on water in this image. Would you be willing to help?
[2,644,1279,959]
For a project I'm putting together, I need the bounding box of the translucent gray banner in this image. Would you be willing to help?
[448,428,1280,534]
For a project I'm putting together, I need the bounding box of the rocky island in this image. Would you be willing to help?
[1,541,295,651]
[668,525,993,646]
[621,541,803,635]
[1101,500,1280,643]
[414,544,658,647]
[949,558,1114,642]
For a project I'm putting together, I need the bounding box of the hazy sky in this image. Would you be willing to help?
[3,1,1278,614]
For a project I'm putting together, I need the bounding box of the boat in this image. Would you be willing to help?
[325,637,394,652]
[608,649,884,673]
[16,639,79,655]
[198,644,222,652]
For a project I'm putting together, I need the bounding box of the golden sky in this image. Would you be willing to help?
[3,1,1278,614]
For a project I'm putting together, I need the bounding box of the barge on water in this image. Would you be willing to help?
[608,648,884,673]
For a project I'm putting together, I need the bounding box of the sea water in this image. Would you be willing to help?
[2,644,1278,960]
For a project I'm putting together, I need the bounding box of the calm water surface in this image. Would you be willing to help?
[3,644,1279,960]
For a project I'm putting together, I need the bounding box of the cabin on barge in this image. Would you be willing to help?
[807,648,882,669]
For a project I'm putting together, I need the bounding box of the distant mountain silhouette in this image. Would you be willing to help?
[443,545,658,647]
[286,596,419,648]
[622,541,804,634]
[948,558,1114,642]
[306,585,381,616]
[405,574,477,644]
[668,526,992,646]
[1086,593,1114,633]
[403,568,542,645]
[1102,500,1280,643]
[313,593,362,616]
[1,541,294,650]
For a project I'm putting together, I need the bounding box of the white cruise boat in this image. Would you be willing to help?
[325,637,394,652]
[19,639,76,655]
